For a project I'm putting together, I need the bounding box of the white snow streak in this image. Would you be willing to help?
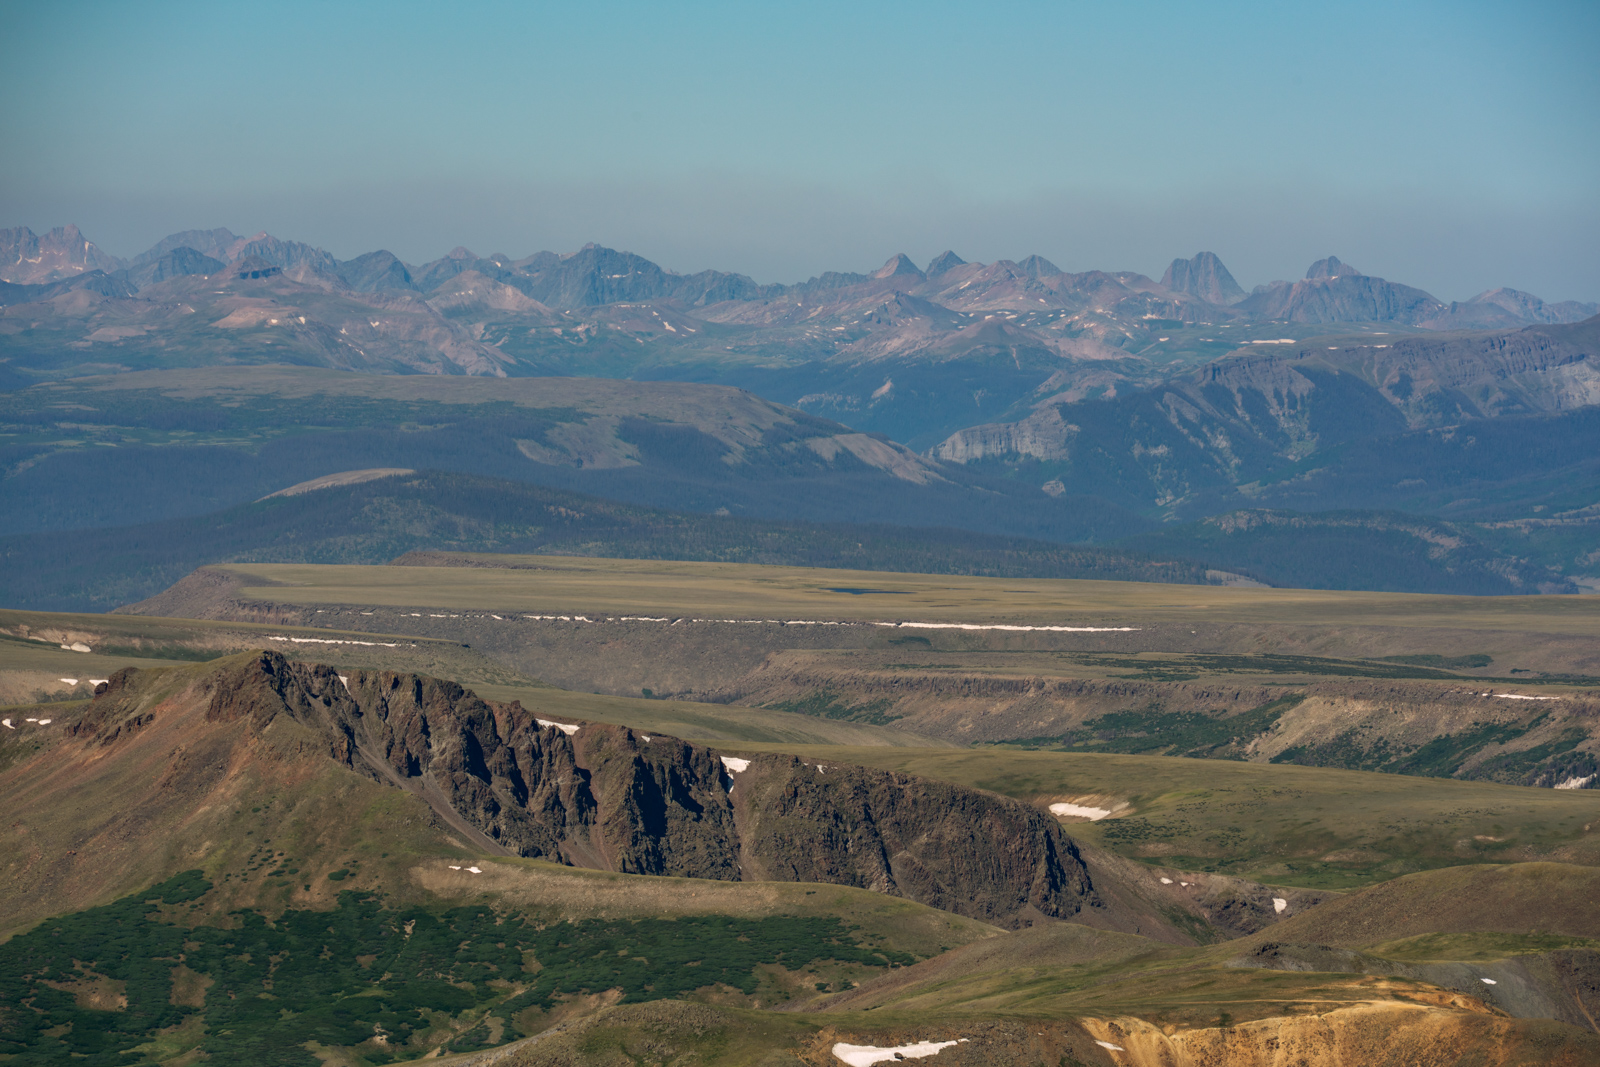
[475,615,1136,632]
[1273,897,1288,914]
[1049,802,1111,820]
[269,636,406,648]
[537,719,580,736]
[878,622,1137,633]
[831,1039,966,1065]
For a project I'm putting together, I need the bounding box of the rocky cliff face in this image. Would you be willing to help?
[732,755,1094,926]
[931,320,1600,493]
[1161,251,1245,305]
[162,652,1095,927]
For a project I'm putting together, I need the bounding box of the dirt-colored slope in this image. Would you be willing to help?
[799,1004,1600,1066]
[1079,1004,1600,1067]
[0,657,456,938]
[1234,862,1600,947]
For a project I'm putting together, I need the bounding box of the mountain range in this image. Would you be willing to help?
[3,223,1595,450]
[2,221,1599,597]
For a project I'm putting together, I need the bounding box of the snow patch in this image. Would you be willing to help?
[89,680,108,686]
[1,720,11,730]
[1481,978,1497,985]
[1555,774,1595,790]
[59,678,78,685]
[269,636,405,648]
[1494,693,1559,701]
[881,622,1137,633]
[337,675,351,689]
[37,718,51,725]
[1273,897,1288,914]
[466,866,482,874]
[831,1039,966,1065]
[61,642,91,653]
[721,757,751,773]
[1049,802,1111,821]
[1095,1040,1125,1051]
[1159,877,1173,885]
[537,719,580,736]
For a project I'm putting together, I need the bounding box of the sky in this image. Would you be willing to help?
[1,0,1596,299]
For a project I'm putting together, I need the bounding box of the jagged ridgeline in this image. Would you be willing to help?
[116,651,1093,924]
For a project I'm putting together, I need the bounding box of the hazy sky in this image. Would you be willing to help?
[2,0,1596,299]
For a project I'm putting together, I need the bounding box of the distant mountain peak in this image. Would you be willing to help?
[446,246,478,260]
[926,251,966,275]
[1161,251,1245,305]
[0,223,123,284]
[873,253,925,280]
[131,228,238,269]
[1307,256,1362,279]
[1017,254,1062,279]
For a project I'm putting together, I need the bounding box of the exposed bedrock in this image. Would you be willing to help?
[148,651,1096,927]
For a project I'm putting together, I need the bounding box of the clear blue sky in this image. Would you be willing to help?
[2,0,1596,299]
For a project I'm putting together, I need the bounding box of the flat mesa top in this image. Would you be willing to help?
[214,556,1600,634]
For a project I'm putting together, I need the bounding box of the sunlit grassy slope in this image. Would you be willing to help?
[0,609,946,753]
[718,744,1600,890]
[213,556,1600,637]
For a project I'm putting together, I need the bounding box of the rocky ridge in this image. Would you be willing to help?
[83,652,1100,927]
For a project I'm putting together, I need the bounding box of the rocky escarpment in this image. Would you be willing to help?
[732,755,1093,926]
[162,652,1097,927]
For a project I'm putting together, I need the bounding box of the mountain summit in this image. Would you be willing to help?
[1306,255,1362,279]
[873,252,926,281]
[1161,251,1245,305]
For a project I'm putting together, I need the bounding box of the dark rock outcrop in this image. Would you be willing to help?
[733,754,1095,926]
[134,652,1093,927]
